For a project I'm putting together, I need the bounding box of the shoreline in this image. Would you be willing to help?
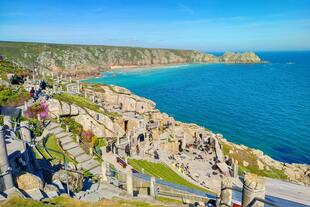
[109,63,194,72]
[83,61,265,81]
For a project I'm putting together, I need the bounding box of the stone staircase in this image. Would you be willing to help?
[74,181,127,202]
[45,122,102,176]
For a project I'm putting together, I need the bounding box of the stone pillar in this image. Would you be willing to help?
[3,116,12,129]
[69,76,72,83]
[57,115,60,123]
[20,122,32,172]
[24,101,28,111]
[126,171,134,196]
[89,148,93,156]
[66,125,69,132]
[76,135,80,144]
[0,127,14,191]
[233,162,239,178]
[219,177,232,207]
[242,173,265,207]
[117,137,120,145]
[77,80,80,93]
[101,161,108,182]
[20,121,31,143]
[150,176,156,197]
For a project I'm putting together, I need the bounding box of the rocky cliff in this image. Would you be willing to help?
[0,41,262,77]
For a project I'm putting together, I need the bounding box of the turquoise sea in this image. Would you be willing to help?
[85,51,310,164]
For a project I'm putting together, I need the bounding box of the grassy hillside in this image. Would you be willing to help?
[128,159,213,193]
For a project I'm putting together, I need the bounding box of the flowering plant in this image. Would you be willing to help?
[81,130,94,143]
[24,101,49,120]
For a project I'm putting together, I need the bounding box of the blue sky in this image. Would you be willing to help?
[1,0,310,51]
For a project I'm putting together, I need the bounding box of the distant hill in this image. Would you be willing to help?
[0,41,262,77]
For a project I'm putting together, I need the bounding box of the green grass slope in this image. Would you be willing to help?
[128,159,213,193]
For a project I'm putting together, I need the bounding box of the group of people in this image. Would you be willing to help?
[29,80,49,102]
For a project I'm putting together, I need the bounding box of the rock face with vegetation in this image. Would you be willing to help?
[221,138,310,185]
[0,41,262,78]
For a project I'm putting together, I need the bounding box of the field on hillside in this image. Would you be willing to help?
[128,159,212,193]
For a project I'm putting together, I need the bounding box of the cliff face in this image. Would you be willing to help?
[0,41,262,74]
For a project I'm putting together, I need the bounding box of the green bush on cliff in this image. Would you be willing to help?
[0,60,26,81]
[0,86,30,107]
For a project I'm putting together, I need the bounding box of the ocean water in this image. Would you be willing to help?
[85,51,310,164]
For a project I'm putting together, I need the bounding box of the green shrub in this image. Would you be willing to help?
[92,136,107,148]
[62,117,83,135]
[0,60,28,81]
[29,118,44,137]
[0,86,30,107]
